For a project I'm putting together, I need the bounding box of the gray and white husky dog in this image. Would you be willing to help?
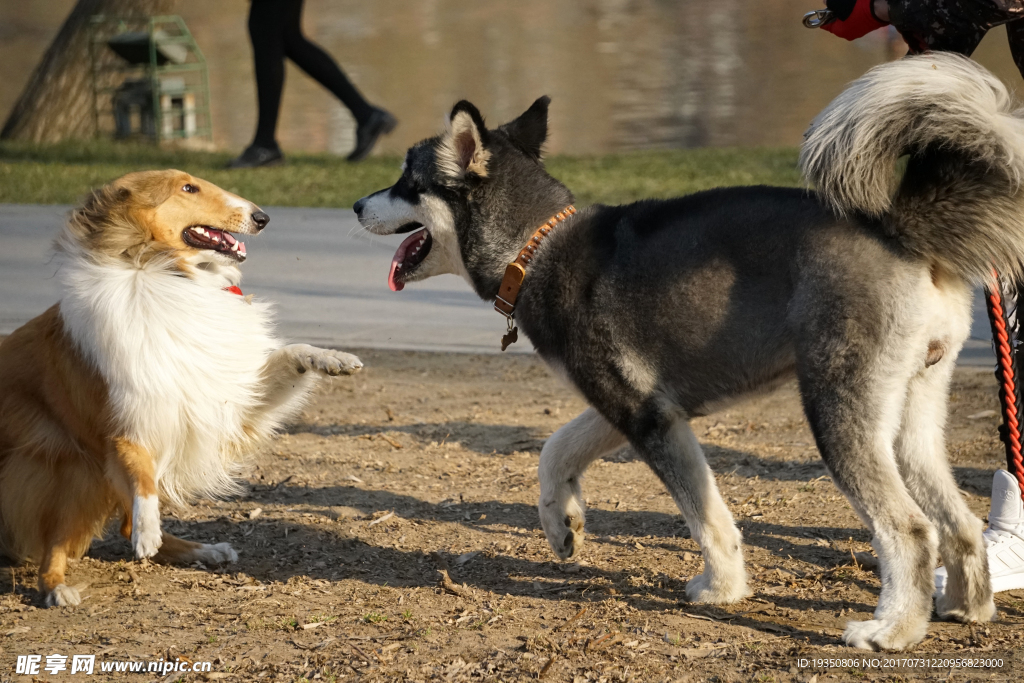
[354,53,1024,650]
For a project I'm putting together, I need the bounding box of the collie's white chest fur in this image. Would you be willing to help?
[58,253,280,504]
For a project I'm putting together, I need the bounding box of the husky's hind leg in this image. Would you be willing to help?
[798,331,937,650]
[894,351,994,623]
[539,407,627,559]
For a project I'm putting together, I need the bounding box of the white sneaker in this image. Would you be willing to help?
[935,469,1024,595]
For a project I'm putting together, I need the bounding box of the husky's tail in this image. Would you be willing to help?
[800,52,1024,282]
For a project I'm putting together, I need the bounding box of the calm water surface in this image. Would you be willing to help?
[3,0,1021,155]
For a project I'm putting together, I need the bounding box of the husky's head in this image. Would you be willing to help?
[354,97,574,297]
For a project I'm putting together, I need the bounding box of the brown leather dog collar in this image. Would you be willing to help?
[494,204,576,349]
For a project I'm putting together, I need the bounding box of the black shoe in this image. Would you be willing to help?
[226,143,284,169]
[348,108,398,162]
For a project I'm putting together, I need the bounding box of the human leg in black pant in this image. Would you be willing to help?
[229,0,396,168]
[278,0,375,128]
[247,0,287,155]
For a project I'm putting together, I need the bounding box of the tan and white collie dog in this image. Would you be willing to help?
[0,170,361,607]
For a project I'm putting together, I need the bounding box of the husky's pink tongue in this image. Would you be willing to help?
[388,259,405,292]
[387,229,429,292]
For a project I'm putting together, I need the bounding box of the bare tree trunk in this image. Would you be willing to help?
[1,0,177,143]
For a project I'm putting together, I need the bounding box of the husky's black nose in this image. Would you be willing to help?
[252,211,270,231]
[353,197,366,215]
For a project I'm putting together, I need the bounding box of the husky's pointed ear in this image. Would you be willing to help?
[439,100,491,180]
[500,96,550,160]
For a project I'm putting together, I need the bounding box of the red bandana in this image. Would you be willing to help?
[224,286,243,296]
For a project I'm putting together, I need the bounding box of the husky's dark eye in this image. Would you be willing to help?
[182,184,199,194]
[407,175,427,193]
[392,174,425,200]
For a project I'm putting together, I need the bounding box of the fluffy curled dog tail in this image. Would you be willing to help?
[800,52,1024,282]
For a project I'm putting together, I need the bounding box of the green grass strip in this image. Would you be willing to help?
[0,140,803,207]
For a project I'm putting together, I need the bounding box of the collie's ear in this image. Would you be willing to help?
[439,101,491,180]
[499,96,550,160]
[114,170,180,207]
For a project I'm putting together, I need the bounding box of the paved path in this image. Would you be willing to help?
[0,204,521,354]
[0,203,997,365]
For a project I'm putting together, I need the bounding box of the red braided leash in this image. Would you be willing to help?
[986,279,1024,502]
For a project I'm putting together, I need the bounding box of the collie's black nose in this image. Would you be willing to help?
[353,198,366,215]
[252,211,270,231]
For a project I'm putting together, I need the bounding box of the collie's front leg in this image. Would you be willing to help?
[111,438,162,559]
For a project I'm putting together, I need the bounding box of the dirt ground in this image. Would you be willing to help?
[2,349,1023,682]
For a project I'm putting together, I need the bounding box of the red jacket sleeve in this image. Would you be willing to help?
[822,0,888,40]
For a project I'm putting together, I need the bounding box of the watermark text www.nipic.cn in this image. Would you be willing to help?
[14,654,214,675]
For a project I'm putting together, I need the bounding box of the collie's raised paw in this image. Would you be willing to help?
[288,345,363,376]
[539,488,586,560]
[684,571,750,604]
[193,542,238,565]
[843,619,926,651]
[45,584,81,608]
[310,350,362,376]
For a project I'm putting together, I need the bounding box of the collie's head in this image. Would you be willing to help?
[60,170,268,269]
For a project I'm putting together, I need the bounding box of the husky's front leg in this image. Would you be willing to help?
[636,414,750,604]
[257,343,362,418]
[539,408,627,559]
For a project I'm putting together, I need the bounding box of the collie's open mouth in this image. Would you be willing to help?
[182,226,247,262]
[388,228,432,291]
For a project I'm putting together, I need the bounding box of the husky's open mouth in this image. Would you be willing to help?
[389,228,432,291]
[182,226,247,262]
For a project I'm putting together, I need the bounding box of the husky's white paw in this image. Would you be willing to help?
[843,618,927,651]
[684,570,750,604]
[132,495,162,559]
[935,590,996,623]
[193,543,238,565]
[539,479,586,560]
[287,344,363,376]
[45,584,81,608]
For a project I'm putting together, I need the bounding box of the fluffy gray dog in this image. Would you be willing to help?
[355,53,1021,650]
